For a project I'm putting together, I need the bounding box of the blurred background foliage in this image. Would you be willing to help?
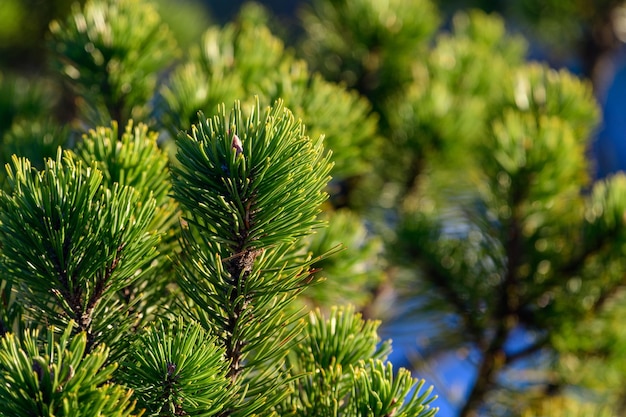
[2,0,626,416]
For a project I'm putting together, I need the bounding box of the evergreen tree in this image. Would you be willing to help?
[300,0,626,416]
[0,1,437,415]
[0,0,621,416]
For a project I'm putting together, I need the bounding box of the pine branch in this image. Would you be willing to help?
[74,120,179,325]
[48,0,179,127]
[0,150,160,353]
[0,322,137,416]
[282,306,438,416]
[173,99,334,415]
[459,179,526,417]
[121,318,231,415]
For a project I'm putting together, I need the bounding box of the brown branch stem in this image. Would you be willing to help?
[50,237,124,351]
[220,193,259,386]
[459,185,525,417]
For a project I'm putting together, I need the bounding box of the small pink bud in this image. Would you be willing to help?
[231,133,243,155]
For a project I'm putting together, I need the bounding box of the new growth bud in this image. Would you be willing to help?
[231,133,243,156]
